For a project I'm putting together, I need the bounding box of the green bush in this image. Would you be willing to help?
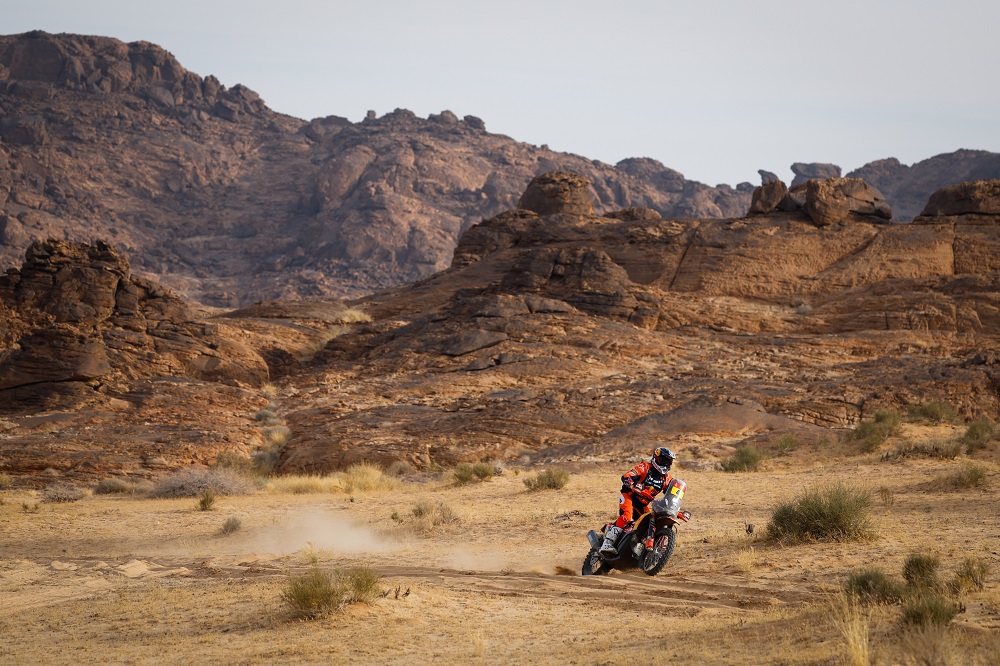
[771,434,799,456]
[767,482,874,542]
[961,418,998,453]
[281,565,382,620]
[899,593,959,627]
[949,557,990,594]
[845,568,904,605]
[523,468,570,491]
[282,568,345,619]
[848,409,901,453]
[906,401,957,424]
[720,446,765,472]
[453,462,499,485]
[903,553,941,591]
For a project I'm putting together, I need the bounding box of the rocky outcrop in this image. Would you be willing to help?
[804,177,892,226]
[517,172,594,216]
[849,150,1000,221]
[748,179,788,215]
[0,239,268,397]
[918,179,1000,217]
[791,162,842,186]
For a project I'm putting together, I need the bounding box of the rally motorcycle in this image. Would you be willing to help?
[582,477,691,576]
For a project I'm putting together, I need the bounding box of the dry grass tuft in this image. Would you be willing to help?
[93,478,154,496]
[197,488,217,511]
[936,463,988,490]
[259,383,280,399]
[830,591,873,666]
[410,500,460,533]
[949,557,990,595]
[523,468,570,491]
[767,482,875,542]
[732,547,760,574]
[220,516,242,535]
[903,553,942,591]
[894,626,959,666]
[340,463,399,494]
[266,475,342,494]
[0,472,12,489]
[336,308,373,324]
[899,593,960,628]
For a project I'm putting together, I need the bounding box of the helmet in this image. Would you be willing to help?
[651,447,675,473]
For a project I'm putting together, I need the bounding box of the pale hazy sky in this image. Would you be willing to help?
[5,0,999,186]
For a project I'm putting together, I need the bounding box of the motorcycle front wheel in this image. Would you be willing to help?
[640,527,676,576]
[581,548,608,576]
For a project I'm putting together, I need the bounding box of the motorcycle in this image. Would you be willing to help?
[582,477,691,576]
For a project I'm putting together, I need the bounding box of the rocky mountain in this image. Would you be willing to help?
[2,173,998,482]
[3,31,999,307]
[0,31,753,307]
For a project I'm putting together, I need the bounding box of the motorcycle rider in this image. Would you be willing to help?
[599,447,676,555]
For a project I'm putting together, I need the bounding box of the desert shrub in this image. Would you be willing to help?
[903,553,941,591]
[385,460,415,477]
[899,593,960,627]
[906,401,957,424]
[282,568,345,619]
[844,568,903,605]
[260,383,280,399]
[876,486,895,507]
[336,308,373,324]
[523,468,570,491]
[198,488,217,511]
[949,557,989,594]
[937,463,988,489]
[0,472,12,489]
[411,501,460,532]
[961,418,998,453]
[93,478,154,495]
[282,565,382,620]
[767,482,874,542]
[719,446,765,472]
[453,462,499,485]
[253,408,280,424]
[895,627,958,666]
[41,483,87,503]
[221,517,242,535]
[848,409,901,453]
[771,434,799,456]
[212,450,256,475]
[341,462,399,493]
[149,467,257,499]
[881,439,963,462]
[22,502,40,513]
[338,565,382,604]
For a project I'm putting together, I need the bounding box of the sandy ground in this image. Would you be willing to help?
[1,440,999,665]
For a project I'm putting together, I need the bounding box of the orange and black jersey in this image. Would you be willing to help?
[621,461,672,499]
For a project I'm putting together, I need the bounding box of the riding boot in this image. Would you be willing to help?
[599,526,622,555]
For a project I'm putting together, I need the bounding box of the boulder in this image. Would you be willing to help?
[791,162,842,186]
[919,179,1000,217]
[805,178,892,227]
[517,172,594,216]
[758,169,780,185]
[748,179,788,215]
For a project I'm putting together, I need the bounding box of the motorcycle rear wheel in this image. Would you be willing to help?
[582,548,608,576]
[640,527,676,576]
